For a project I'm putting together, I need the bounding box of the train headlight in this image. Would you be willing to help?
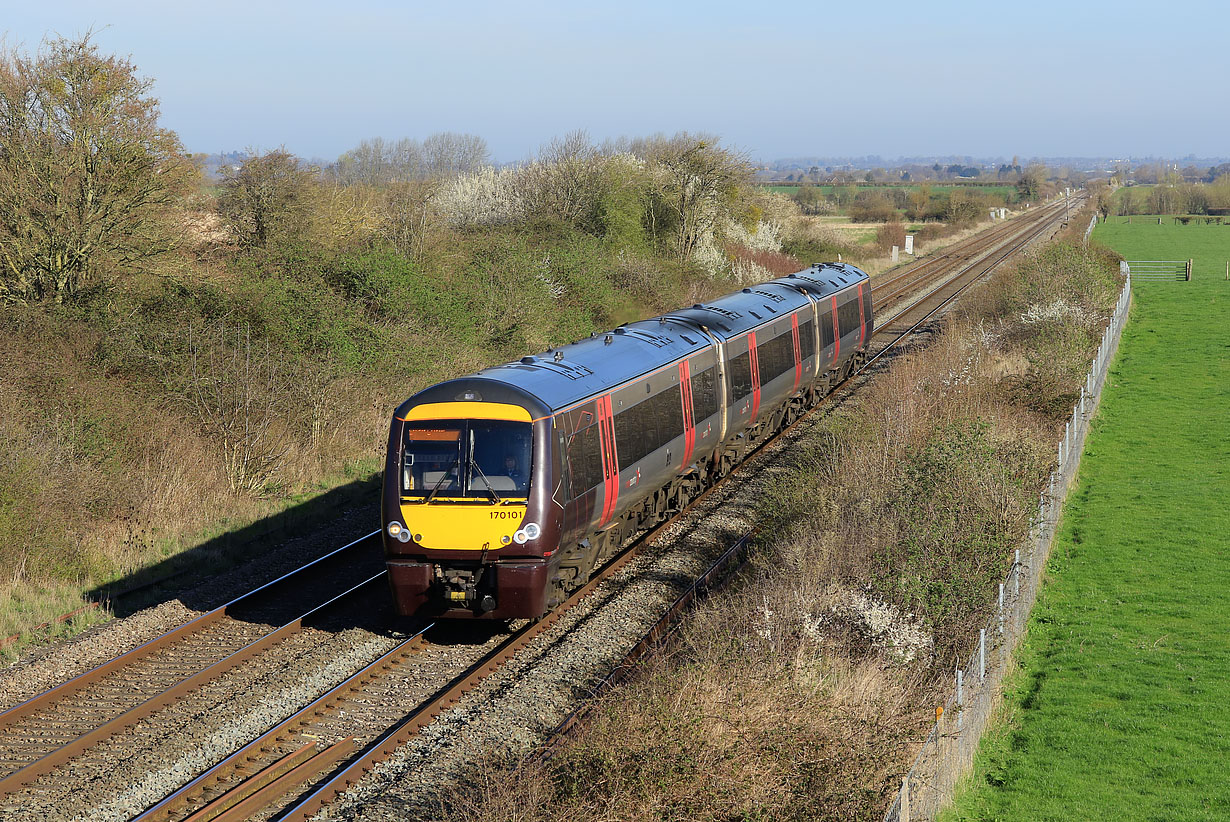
[387,521,404,538]
[522,522,541,540]
[397,530,412,543]
[512,530,528,545]
[501,535,512,545]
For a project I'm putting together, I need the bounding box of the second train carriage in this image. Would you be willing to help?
[381,263,873,620]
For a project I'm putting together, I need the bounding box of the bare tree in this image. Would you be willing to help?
[216,149,318,249]
[423,132,489,178]
[379,179,441,262]
[516,130,606,227]
[0,33,197,303]
[641,133,752,266]
[185,324,289,495]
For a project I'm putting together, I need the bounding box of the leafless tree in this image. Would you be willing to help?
[515,130,606,227]
[423,132,489,178]
[216,149,318,249]
[639,133,752,266]
[0,34,197,303]
[379,179,441,262]
[185,324,289,495]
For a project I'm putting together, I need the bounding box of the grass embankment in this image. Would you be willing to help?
[944,219,1230,820]
[434,225,1122,821]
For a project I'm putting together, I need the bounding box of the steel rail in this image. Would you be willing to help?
[131,620,435,822]
[0,570,389,798]
[0,531,382,800]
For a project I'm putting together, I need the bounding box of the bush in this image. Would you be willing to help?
[876,222,907,254]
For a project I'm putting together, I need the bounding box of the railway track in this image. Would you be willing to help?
[0,198,1081,821]
[0,533,386,815]
[870,199,1072,315]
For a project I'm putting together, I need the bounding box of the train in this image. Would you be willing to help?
[381,262,873,620]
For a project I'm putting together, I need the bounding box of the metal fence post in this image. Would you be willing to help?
[979,629,986,679]
[901,777,910,822]
[956,669,964,731]
[1014,549,1021,599]
[998,583,1005,636]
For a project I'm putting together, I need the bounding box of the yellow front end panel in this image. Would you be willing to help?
[399,501,527,551]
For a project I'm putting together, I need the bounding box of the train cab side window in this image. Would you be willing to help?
[862,292,873,331]
[799,319,815,360]
[820,313,835,348]
[728,351,753,399]
[690,367,719,422]
[568,424,604,495]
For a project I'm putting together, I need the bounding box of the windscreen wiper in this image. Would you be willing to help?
[424,456,461,504]
[469,459,502,504]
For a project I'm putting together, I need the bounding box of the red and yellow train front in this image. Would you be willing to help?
[381,399,559,620]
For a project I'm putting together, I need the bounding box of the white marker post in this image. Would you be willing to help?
[905,235,914,255]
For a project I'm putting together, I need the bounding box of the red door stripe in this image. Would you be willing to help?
[830,296,841,360]
[790,313,802,392]
[857,284,867,348]
[679,360,695,466]
[597,395,619,527]
[748,332,761,422]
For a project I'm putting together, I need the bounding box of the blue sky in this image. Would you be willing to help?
[5,0,1228,163]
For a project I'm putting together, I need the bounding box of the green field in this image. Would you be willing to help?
[764,182,1016,198]
[944,219,1230,820]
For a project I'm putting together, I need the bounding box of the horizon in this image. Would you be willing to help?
[5,1,1229,164]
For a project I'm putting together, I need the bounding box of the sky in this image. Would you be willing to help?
[4,0,1229,164]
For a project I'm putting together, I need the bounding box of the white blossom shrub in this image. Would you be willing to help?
[434,166,525,227]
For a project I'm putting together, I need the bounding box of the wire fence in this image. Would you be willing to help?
[1083,214,1097,244]
[881,273,1132,822]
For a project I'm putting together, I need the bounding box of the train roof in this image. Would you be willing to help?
[405,316,713,416]
[397,263,870,418]
[767,262,870,300]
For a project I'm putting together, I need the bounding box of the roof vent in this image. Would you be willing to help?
[520,356,536,364]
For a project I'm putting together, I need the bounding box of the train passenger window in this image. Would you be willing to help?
[820,313,835,348]
[799,319,815,360]
[690,367,719,422]
[758,331,794,382]
[568,423,604,495]
[838,298,861,337]
[614,383,684,471]
[728,351,753,399]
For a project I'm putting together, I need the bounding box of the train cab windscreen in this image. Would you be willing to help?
[402,420,531,499]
